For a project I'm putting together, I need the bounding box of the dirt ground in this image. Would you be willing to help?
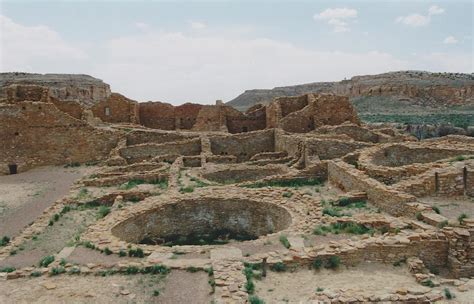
[0,208,97,269]
[0,270,212,304]
[419,196,474,223]
[255,262,419,303]
[0,166,95,238]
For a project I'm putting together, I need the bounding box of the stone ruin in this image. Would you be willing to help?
[0,81,473,303]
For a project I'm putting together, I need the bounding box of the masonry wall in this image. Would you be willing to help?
[139,102,176,130]
[305,138,372,160]
[50,97,84,119]
[174,103,203,130]
[91,93,139,124]
[0,100,119,174]
[209,129,275,162]
[119,139,202,163]
[328,160,420,217]
[126,130,199,146]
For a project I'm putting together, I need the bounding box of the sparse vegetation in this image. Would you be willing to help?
[249,295,265,304]
[128,247,145,258]
[326,256,340,269]
[438,220,449,229]
[39,255,55,267]
[279,234,290,249]
[444,287,455,299]
[97,206,111,218]
[0,266,16,273]
[282,191,293,198]
[270,262,287,272]
[432,206,441,214]
[50,266,66,276]
[242,178,322,189]
[313,222,373,236]
[312,258,323,270]
[0,236,10,247]
[458,213,468,225]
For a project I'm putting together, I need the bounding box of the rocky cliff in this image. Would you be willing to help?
[0,73,111,107]
[227,71,474,112]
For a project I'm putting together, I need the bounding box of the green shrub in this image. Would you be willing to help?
[444,287,455,299]
[53,213,60,222]
[421,279,435,288]
[179,186,195,193]
[97,206,111,218]
[128,247,144,258]
[279,235,290,249]
[0,236,10,247]
[118,250,126,257]
[153,289,160,296]
[337,197,351,206]
[432,206,441,214]
[142,264,170,275]
[243,178,322,189]
[438,220,449,229]
[326,256,340,269]
[103,247,113,255]
[458,213,468,225]
[270,262,287,272]
[415,212,423,221]
[0,266,15,273]
[313,258,323,270]
[50,267,65,276]
[68,267,81,275]
[249,295,265,304]
[30,271,42,277]
[316,287,324,292]
[120,179,146,190]
[39,255,55,267]
[282,191,293,198]
[59,258,66,266]
[125,266,140,275]
[322,207,347,217]
[186,266,199,273]
[245,280,255,294]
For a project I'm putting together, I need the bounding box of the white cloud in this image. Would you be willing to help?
[396,5,444,27]
[443,36,458,44]
[135,22,150,31]
[93,29,410,103]
[314,8,357,33]
[189,21,206,30]
[0,15,86,72]
[396,14,430,27]
[2,15,471,105]
[428,5,445,16]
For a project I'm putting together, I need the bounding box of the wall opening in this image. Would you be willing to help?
[8,164,18,175]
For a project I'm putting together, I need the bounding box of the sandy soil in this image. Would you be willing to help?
[0,208,97,269]
[0,270,212,304]
[255,262,419,303]
[0,166,95,238]
[158,270,213,304]
[419,196,474,222]
[0,274,163,304]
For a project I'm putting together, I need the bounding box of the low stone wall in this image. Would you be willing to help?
[327,160,424,217]
[119,139,202,164]
[209,129,275,162]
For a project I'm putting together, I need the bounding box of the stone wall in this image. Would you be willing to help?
[119,139,202,164]
[265,94,360,133]
[91,93,139,124]
[139,101,176,130]
[209,129,275,162]
[0,96,119,174]
[125,130,199,146]
[327,160,423,217]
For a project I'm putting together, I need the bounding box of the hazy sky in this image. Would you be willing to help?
[1,0,472,104]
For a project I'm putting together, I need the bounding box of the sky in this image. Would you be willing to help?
[0,0,472,104]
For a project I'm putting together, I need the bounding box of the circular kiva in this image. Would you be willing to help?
[111,198,292,246]
[82,187,319,253]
